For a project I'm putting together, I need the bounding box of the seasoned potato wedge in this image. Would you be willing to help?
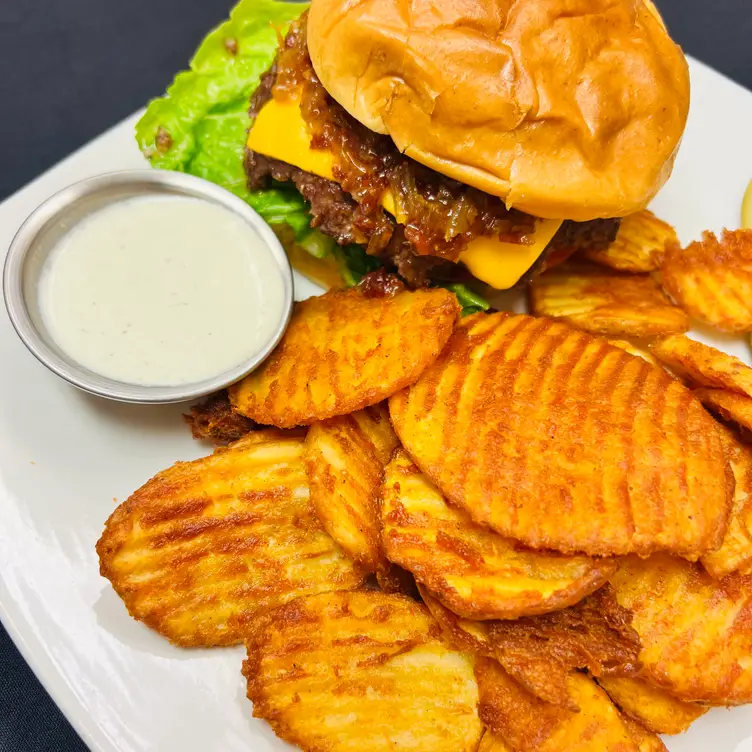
[529,263,688,337]
[305,404,398,571]
[701,425,752,578]
[611,554,752,704]
[696,388,752,434]
[381,450,613,619]
[390,313,732,558]
[597,675,706,735]
[661,229,752,332]
[243,590,483,752]
[584,210,677,273]
[476,658,645,751]
[97,432,365,646]
[230,285,459,427]
[650,334,752,396]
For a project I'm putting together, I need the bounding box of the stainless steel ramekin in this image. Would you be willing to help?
[3,170,294,403]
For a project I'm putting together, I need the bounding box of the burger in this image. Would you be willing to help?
[139,0,690,306]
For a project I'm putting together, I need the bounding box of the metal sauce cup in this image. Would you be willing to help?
[3,170,294,403]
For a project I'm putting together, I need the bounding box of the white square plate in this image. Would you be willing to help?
[1,56,752,752]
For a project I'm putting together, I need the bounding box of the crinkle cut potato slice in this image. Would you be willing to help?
[661,229,752,332]
[700,425,752,579]
[607,339,659,365]
[96,432,366,647]
[528,262,689,337]
[611,554,752,705]
[696,388,752,435]
[583,210,678,273]
[650,334,752,397]
[243,590,483,752]
[475,657,657,752]
[596,675,707,735]
[229,285,460,427]
[390,313,732,557]
[305,403,398,572]
[381,449,614,619]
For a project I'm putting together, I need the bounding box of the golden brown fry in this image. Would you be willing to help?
[611,554,752,704]
[650,334,752,396]
[529,263,689,337]
[619,717,669,752]
[584,210,677,273]
[661,229,752,332]
[305,404,398,571]
[476,658,642,752]
[390,313,732,557]
[478,731,514,752]
[229,285,459,427]
[607,340,659,365]
[243,591,483,752]
[696,388,752,434]
[183,390,256,444]
[487,586,641,707]
[381,450,613,619]
[97,432,365,647]
[596,675,706,735]
[701,426,752,578]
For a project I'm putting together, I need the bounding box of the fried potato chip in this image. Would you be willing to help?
[701,426,752,578]
[97,432,366,647]
[476,658,643,752]
[243,590,483,752]
[376,563,420,598]
[305,404,398,571]
[649,334,752,396]
[607,340,659,365]
[381,450,613,619]
[421,583,640,708]
[619,717,669,752]
[596,676,706,735]
[183,390,257,444]
[229,285,459,427]
[584,210,677,273]
[487,585,641,707]
[529,263,689,338]
[390,313,732,557]
[661,229,752,332]
[696,388,752,434]
[611,554,752,704]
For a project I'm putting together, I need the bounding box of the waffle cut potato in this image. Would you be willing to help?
[390,313,732,558]
[420,583,640,709]
[96,432,366,647]
[381,450,614,619]
[528,262,689,337]
[650,334,752,397]
[583,210,678,273]
[596,675,707,735]
[305,403,398,572]
[661,229,752,332]
[229,284,459,427]
[243,590,483,752]
[695,388,752,435]
[475,658,662,752]
[700,425,752,578]
[611,554,752,704]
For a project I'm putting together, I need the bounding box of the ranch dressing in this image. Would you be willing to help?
[39,195,286,386]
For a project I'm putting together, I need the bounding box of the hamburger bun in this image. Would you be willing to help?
[307,0,690,221]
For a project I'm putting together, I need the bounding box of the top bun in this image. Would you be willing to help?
[307,0,690,221]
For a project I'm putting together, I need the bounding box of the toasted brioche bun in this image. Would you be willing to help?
[308,0,690,221]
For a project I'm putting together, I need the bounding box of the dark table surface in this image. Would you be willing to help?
[1,1,751,750]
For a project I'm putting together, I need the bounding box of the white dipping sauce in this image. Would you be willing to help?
[39,195,286,386]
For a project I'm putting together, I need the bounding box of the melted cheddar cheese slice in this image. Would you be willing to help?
[248,94,562,289]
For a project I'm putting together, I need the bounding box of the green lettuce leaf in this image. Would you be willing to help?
[135,0,311,236]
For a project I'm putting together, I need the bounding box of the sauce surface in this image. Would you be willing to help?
[40,195,286,386]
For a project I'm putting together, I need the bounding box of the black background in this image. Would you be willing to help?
[0,0,751,749]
